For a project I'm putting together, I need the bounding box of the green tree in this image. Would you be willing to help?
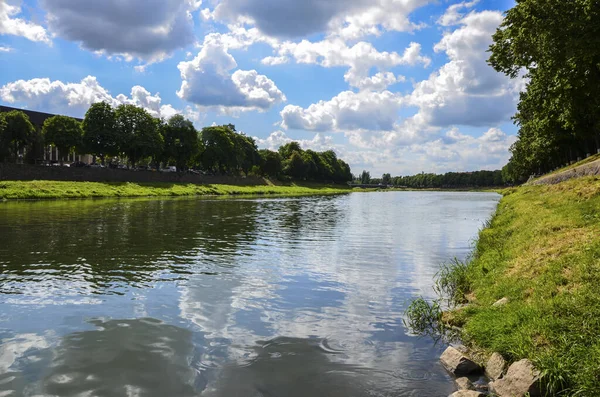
[360,170,371,184]
[42,116,83,164]
[258,149,282,178]
[115,105,163,167]
[232,133,260,176]
[82,102,119,164]
[199,126,236,173]
[381,173,392,185]
[162,114,199,172]
[0,110,35,162]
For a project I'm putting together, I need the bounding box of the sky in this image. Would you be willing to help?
[0,0,521,176]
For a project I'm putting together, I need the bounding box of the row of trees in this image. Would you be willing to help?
[490,0,600,183]
[356,170,504,188]
[0,102,353,183]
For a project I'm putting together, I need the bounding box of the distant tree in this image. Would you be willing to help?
[115,105,163,167]
[278,142,303,160]
[42,115,83,164]
[162,114,199,172]
[381,173,392,185]
[284,151,307,179]
[360,170,371,184]
[0,110,35,162]
[258,149,282,178]
[82,102,119,164]
[199,126,236,173]
[233,133,260,176]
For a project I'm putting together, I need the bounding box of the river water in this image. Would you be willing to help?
[0,191,499,397]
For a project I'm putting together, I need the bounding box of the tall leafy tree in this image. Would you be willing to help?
[199,126,236,173]
[0,110,35,162]
[115,105,163,167]
[42,116,83,164]
[258,149,282,178]
[162,114,199,172]
[82,102,119,164]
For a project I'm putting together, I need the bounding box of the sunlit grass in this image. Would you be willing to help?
[0,180,353,200]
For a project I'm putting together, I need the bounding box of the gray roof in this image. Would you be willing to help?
[0,105,83,127]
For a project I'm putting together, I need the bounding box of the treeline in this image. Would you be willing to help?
[0,102,352,182]
[489,0,600,183]
[357,170,504,188]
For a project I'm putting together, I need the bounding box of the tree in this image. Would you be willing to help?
[115,105,163,167]
[199,126,236,173]
[0,110,34,162]
[232,133,260,176]
[42,116,83,164]
[360,170,371,184]
[382,173,392,185]
[82,102,119,164]
[258,149,282,178]
[162,114,199,172]
[279,142,303,160]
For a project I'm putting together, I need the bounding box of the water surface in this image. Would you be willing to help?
[0,191,499,396]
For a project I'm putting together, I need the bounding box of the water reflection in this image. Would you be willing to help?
[0,192,499,396]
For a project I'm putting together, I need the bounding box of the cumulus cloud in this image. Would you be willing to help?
[177,41,285,112]
[0,75,186,120]
[40,0,200,62]
[255,130,336,153]
[212,0,431,39]
[0,0,50,43]
[437,0,479,26]
[281,90,403,132]
[408,9,522,127]
[266,39,430,90]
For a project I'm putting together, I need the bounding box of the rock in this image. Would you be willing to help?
[486,352,507,380]
[449,391,484,397]
[490,359,541,397]
[455,377,474,390]
[440,346,482,376]
[493,297,509,307]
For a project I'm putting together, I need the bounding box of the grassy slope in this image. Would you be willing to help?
[0,180,353,200]
[454,176,600,395]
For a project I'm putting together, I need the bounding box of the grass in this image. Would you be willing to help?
[0,180,354,200]
[432,176,600,396]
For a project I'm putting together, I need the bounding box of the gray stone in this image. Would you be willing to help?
[492,297,509,307]
[486,352,507,380]
[490,359,540,397]
[455,377,474,390]
[440,346,482,376]
[449,391,484,397]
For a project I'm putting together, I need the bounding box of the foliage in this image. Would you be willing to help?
[42,115,83,163]
[433,258,470,307]
[258,149,282,178]
[489,0,600,183]
[388,170,504,188]
[359,170,371,184]
[162,114,199,172]
[0,110,35,162]
[404,298,445,340]
[115,104,163,167]
[82,102,119,162]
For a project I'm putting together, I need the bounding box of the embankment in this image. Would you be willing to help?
[446,176,600,395]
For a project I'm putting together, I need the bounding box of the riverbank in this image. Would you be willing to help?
[440,176,600,395]
[0,180,353,200]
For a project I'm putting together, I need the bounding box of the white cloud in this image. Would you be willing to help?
[408,9,522,127]
[177,41,286,112]
[0,45,13,52]
[255,130,336,152]
[266,39,430,90]
[437,0,479,27]
[0,75,188,120]
[212,0,431,39]
[281,90,403,132]
[40,0,200,62]
[0,0,50,43]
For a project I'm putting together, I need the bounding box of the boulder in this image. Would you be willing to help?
[493,297,509,307]
[449,391,484,397]
[440,346,482,376]
[486,352,507,380]
[490,359,541,397]
[455,377,474,390]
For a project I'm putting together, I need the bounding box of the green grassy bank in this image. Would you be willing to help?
[0,180,353,200]
[442,176,600,395]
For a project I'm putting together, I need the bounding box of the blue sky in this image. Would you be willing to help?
[0,0,520,176]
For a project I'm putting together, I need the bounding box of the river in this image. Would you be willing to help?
[0,191,499,397]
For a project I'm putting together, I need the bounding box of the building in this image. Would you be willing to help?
[0,105,93,164]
